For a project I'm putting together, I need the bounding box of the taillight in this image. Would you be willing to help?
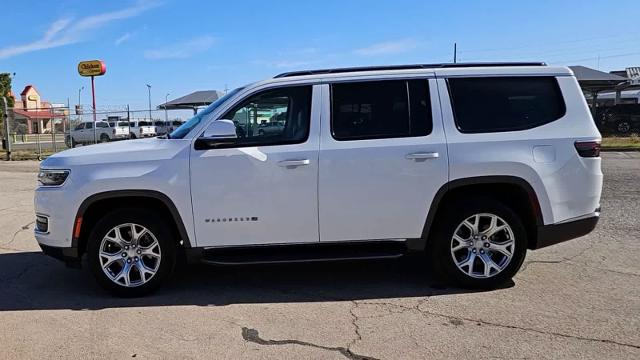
[574,141,601,158]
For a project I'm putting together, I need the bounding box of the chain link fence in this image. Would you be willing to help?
[2,105,180,160]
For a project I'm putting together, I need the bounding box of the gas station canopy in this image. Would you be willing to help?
[158,90,224,114]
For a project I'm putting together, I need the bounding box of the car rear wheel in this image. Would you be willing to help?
[99,134,110,143]
[616,120,631,134]
[87,208,176,297]
[428,198,527,289]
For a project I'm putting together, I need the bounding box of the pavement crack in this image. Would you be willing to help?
[0,220,35,247]
[347,301,363,350]
[413,303,640,350]
[241,326,379,360]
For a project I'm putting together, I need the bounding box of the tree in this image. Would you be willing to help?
[0,73,14,139]
[0,73,14,107]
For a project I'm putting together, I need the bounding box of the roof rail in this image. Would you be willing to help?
[274,62,547,78]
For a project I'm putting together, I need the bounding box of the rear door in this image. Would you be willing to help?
[318,77,448,242]
[83,122,93,142]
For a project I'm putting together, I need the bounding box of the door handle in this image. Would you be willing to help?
[278,159,310,168]
[406,152,439,160]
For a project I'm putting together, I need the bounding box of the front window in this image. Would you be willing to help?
[221,85,311,147]
[170,87,244,139]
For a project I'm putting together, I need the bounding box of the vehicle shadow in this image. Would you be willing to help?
[0,251,513,311]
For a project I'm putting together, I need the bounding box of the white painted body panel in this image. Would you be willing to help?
[189,85,323,246]
[318,79,449,241]
[35,138,194,247]
[435,74,602,224]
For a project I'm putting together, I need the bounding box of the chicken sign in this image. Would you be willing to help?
[77,60,106,77]
[77,60,106,139]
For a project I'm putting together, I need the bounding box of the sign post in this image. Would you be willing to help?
[78,60,106,144]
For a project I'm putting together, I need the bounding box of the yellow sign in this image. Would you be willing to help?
[27,94,38,101]
[78,60,106,77]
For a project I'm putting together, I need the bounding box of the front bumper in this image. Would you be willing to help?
[39,243,81,267]
[532,210,600,249]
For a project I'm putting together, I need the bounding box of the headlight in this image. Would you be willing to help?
[38,169,70,186]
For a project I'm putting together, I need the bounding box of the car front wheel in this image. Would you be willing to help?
[87,208,176,297]
[429,198,527,289]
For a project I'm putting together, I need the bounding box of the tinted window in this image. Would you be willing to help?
[448,77,566,133]
[331,79,432,140]
[85,123,93,129]
[138,121,151,126]
[221,86,311,147]
[74,123,84,130]
[96,122,109,128]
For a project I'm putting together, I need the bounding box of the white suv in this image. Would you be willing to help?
[35,63,602,297]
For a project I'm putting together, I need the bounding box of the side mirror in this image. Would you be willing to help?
[194,120,238,150]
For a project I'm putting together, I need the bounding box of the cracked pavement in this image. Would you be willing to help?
[0,152,639,359]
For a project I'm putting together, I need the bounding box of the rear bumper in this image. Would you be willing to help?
[532,211,600,249]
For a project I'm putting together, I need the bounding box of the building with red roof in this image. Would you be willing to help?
[12,85,66,134]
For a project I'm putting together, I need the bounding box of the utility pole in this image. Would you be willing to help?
[453,42,457,63]
[146,84,152,121]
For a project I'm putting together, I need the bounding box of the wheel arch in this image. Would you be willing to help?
[73,190,192,257]
[410,176,543,252]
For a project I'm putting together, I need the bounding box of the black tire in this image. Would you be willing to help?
[129,133,137,139]
[71,137,77,148]
[428,198,527,290]
[616,119,631,134]
[87,208,176,297]
[99,134,110,143]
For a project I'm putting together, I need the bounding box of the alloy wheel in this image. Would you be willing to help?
[98,223,162,287]
[450,213,515,279]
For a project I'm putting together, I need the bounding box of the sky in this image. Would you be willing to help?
[1,0,639,114]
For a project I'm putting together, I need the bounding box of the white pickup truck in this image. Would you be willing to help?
[68,121,112,147]
[126,120,157,139]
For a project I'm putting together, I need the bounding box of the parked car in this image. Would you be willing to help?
[153,121,170,135]
[126,120,157,138]
[35,62,602,297]
[68,121,112,147]
[257,121,285,136]
[596,104,640,134]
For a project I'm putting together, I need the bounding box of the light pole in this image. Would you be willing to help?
[164,93,170,123]
[78,86,84,108]
[146,84,152,121]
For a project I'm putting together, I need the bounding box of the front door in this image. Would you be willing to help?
[318,78,449,242]
[190,84,321,247]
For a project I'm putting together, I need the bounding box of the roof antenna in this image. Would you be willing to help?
[453,42,457,63]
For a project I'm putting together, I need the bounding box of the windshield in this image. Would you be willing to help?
[118,122,129,126]
[169,87,244,139]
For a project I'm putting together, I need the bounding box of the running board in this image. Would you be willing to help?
[198,241,408,265]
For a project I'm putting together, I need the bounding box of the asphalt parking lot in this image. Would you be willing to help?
[0,153,638,360]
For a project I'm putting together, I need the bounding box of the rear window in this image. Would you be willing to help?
[331,79,432,141]
[96,122,109,128]
[138,121,151,126]
[118,122,129,126]
[448,76,566,133]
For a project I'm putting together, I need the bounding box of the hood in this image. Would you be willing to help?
[41,138,191,168]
